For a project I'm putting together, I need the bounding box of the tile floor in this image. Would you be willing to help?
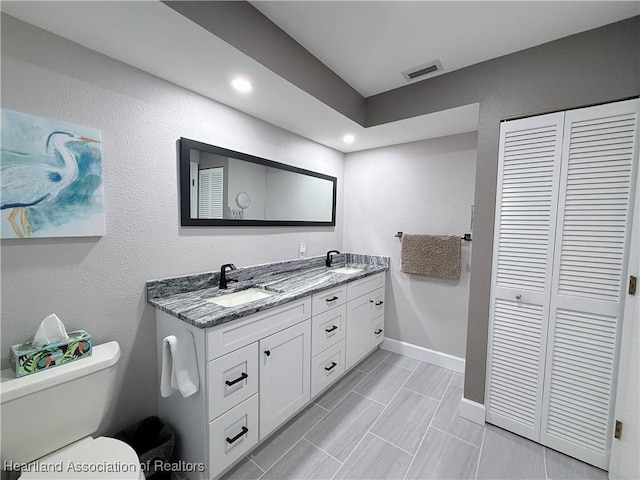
[177,348,609,480]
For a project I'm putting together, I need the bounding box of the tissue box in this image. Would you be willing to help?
[10,330,92,378]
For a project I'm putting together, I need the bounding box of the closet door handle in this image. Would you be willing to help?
[325,362,337,372]
[325,325,338,333]
[326,296,339,303]
[375,329,383,335]
[226,426,248,444]
[225,372,248,387]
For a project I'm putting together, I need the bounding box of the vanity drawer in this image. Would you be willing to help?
[311,340,346,398]
[369,315,384,348]
[312,285,347,316]
[206,297,311,360]
[347,273,385,301]
[207,342,258,421]
[209,394,258,477]
[311,304,346,356]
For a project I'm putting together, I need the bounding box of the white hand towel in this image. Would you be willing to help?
[160,333,199,398]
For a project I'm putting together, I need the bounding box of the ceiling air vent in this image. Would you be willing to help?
[402,60,444,82]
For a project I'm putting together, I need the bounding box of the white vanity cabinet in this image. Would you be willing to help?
[345,273,386,370]
[155,271,386,479]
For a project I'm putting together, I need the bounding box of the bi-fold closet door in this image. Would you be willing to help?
[486,98,639,470]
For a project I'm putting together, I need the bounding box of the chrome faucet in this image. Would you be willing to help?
[325,250,340,267]
[219,264,238,289]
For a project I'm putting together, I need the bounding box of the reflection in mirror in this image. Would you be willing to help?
[180,138,337,226]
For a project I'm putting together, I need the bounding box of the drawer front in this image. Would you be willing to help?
[311,285,347,316]
[311,340,346,398]
[206,297,311,360]
[347,273,385,301]
[209,394,259,478]
[208,342,258,421]
[369,315,385,348]
[311,304,346,356]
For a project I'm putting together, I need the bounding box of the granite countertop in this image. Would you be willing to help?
[147,253,389,329]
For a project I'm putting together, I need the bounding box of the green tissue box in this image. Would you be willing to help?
[10,330,92,378]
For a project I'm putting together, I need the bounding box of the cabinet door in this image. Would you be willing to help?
[486,111,564,441]
[541,99,639,469]
[259,320,311,439]
[345,296,373,370]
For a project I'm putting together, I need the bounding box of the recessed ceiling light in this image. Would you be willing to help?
[343,134,355,144]
[231,78,252,93]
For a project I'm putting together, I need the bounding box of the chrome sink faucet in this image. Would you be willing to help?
[219,264,238,289]
[325,250,340,267]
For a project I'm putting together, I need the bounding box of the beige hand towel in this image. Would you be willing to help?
[401,234,461,280]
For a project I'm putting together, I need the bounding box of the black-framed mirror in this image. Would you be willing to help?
[179,138,337,227]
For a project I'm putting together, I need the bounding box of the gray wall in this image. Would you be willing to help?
[368,16,640,403]
[0,14,344,434]
[343,133,477,358]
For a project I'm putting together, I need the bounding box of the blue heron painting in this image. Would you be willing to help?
[1,109,105,238]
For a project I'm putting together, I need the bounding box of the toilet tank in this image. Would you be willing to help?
[0,341,121,464]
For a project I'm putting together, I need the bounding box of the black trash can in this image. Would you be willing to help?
[115,416,176,480]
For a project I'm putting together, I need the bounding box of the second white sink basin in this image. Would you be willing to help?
[332,266,363,275]
[206,287,276,307]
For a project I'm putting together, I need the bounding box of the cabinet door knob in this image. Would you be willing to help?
[264,350,271,357]
[516,294,522,300]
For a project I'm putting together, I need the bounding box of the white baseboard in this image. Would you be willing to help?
[459,397,486,425]
[380,338,465,373]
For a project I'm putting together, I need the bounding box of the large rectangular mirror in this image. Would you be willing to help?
[179,138,337,226]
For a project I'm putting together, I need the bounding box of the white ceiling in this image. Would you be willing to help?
[252,1,640,97]
[2,1,638,154]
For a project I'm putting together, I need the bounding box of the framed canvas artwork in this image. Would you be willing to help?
[1,109,105,238]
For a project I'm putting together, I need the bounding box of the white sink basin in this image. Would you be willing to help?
[206,287,276,307]
[332,266,363,275]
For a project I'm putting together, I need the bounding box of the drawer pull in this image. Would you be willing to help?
[375,329,383,335]
[325,325,338,333]
[225,372,248,387]
[226,426,249,445]
[375,301,384,306]
[326,296,339,303]
[325,362,338,372]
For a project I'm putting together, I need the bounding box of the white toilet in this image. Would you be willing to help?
[0,341,144,479]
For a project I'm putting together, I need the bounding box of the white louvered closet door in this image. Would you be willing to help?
[198,167,224,219]
[486,112,564,441]
[541,99,639,469]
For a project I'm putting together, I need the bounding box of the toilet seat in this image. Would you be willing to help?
[19,437,143,480]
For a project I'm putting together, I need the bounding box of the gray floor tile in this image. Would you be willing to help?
[261,439,341,480]
[405,362,454,400]
[431,383,484,446]
[353,361,412,404]
[406,427,480,480]
[220,457,263,480]
[333,433,413,480]
[354,348,389,373]
[545,447,608,480]
[314,368,367,411]
[370,388,439,454]
[305,391,385,462]
[451,372,465,387]
[250,403,327,471]
[477,425,546,480]
[383,352,420,370]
